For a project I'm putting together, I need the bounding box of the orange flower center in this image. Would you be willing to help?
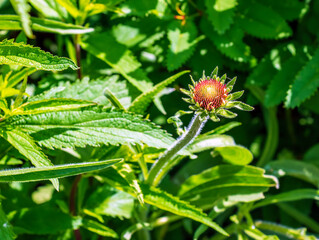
[193,79,228,111]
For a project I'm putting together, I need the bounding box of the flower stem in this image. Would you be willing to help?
[147,114,207,186]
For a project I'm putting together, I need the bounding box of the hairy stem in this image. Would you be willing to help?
[147,114,207,186]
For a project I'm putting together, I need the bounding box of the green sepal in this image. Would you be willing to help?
[189,105,198,111]
[209,112,220,122]
[217,109,237,118]
[199,112,209,121]
[180,88,191,96]
[202,71,206,80]
[226,90,244,101]
[182,97,193,104]
[220,74,227,83]
[226,77,237,92]
[225,101,254,111]
[190,75,196,85]
[211,66,218,78]
[188,84,194,91]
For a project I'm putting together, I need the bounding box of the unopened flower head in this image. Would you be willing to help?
[180,67,254,122]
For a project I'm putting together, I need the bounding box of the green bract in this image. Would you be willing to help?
[181,66,254,121]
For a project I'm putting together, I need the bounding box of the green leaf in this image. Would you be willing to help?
[201,19,251,62]
[179,165,277,207]
[10,0,34,38]
[201,121,241,136]
[82,219,118,238]
[13,98,96,115]
[253,189,319,209]
[0,159,120,182]
[205,0,236,34]
[81,32,153,92]
[265,55,306,107]
[0,204,16,240]
[7,67,36,88]
[128,70,189,114]
[3,106,175,150]
[0,15,94,34]
[85,185,134,219]
[244,227,279,240]
[0,127,59,189]
[187,134,235,153]
[285,47,319,108]
[226,90,244,101]
[28,0,68,20]
[214,145,253,165]
[259,0,305,20]
[217,109,237,118]
[30,76,133,109]
[0,39,78,71]
[237,2,292,39]
[166,21,198,71]
[55,0,81,18]
[224,101,254,111]
[266,159,319,188]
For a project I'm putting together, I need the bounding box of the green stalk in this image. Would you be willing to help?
[147,114,207,186]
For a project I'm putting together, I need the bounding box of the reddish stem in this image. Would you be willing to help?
[69,174,82,240]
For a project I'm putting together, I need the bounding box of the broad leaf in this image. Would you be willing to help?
[0,39,77,71]
[285,47,319,108]
[214,145,253,165]
[259,0,305,20]
[205,0,236,34]
[128,70,189,114]
[253,189,319,209]
[81,32,153,92]
[179,165,278,207]
[3,106,175,149]
[0,15,93,34]
[30,76,133,108]
[266,159,319,188]
[166,21,198,71]
[265,55,306,107]
[0,159,121,182]
[201,19,251,62]
[237,2,292,39]
[0,127,59,190]
[10,0,34,38]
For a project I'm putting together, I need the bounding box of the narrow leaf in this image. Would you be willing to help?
[0,39,78,71]
[82,219,118,238]
[81,32,153,92]
[128,70,190,114]
[0,15,94,34]
[187,134,235,153]
[214,145,253,165]
[10,0,34,38]
[7,67,36,88]
[0,204,16,240]
[0,159,121,182]
[0,127,59,190]
[253,189,319,209]
[226,90,244,101]
[217,109,237,118]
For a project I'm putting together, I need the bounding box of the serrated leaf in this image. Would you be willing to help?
[179,165,277,207]
[285,48,319,108]
[0,159,121,182]
[187,134,235,153]
[81,32,153,92]
[10,0,34,38]
[128,70,189,114]
[0,39,77,71]
[3,106,175,150]
[201,19,250,62]
[214,145,253,165]
[101,169,228,236]
[166,21,198,71]
[30,76,133,109]
[237,2,292,39]
[205,0,236,34]
[260,0,305,20]
[0,15,94,34]
[265,55,306,107]
[12,98,96,115]
[266,159,319,188]
[253,189,319,209]
[82,219,118,238]
[0,127,59,190]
